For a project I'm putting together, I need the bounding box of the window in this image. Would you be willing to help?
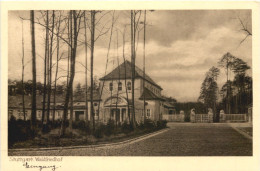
[118,82,122,91]
[127,81,131,90]
[109,82,113,91]
[18,110,22,117]
[146,109,151,118]
[37,111,41,118]
[95,110,99,117]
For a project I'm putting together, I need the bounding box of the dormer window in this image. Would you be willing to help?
[127,81,131,90]
[118,82,122,91]
[109,82,113,91]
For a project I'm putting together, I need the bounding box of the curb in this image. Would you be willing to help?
[229,125,252,140]
[9,128,170,152]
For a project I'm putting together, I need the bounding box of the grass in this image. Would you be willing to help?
[10,127,165,149]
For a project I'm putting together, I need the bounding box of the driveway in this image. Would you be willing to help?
[9,123,252,156]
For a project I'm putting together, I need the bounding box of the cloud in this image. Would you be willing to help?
[8,10,252,102]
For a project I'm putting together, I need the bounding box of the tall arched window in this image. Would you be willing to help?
[127,81,131,90]
[109,82,113,91]
[118,82,122,91]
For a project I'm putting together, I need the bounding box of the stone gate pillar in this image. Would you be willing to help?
[219,110,225,123]
[190,109,195,123]
[208,108,213,123]
[180,110,185,122]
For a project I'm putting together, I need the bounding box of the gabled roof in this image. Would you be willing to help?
[8,90,101,109]
[163,101,175,108]
[100,60,162,90]
[74,89,101,102]
[139,87,163,100]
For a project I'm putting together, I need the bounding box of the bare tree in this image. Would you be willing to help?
[142,10,146,123]
[97,11,116,122]
[42,11,49,124]
[21,19,26,121]
[115,30,120,128]
[84,11,89,123]
[90,10,96,131]
[47,11,55,123]
[237,15,252,45]
[69,11,74,132]
[30,10,37,131]
[130,10,135,129]
[121,26,131,123]
[61,10,83,136]
[53,11,62,123]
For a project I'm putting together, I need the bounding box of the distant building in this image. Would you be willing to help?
[8,90,101,122]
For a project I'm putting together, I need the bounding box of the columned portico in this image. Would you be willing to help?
[103,96,130,124]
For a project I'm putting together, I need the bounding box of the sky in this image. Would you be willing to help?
[8,10,252,102]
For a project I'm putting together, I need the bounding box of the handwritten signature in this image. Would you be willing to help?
[23,162,60,171]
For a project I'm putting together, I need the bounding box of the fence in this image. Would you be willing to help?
[162,114,185,122]
[220,114,247,122]
[190,113,213,123]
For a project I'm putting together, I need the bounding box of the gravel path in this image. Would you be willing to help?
[9,123,252,156]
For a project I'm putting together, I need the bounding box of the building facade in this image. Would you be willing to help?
[98,60,165,124]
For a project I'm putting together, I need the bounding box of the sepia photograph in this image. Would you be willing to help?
[6,9,253,157]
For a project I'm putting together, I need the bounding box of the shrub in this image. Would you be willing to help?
[156,120,167,129]
[121,121,132,133]
[105,119,115,136]
[8,119,35,147]
[144,119,156,130]
[72,120,91,133]
[42,123,51,133]
[93,123,106,138]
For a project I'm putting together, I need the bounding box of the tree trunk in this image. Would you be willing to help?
[69,11,73,131]
[90,10,96,131]
[30,10,37,132]
[84,11,89,123]
[143,10,146,123]
[42,11,49,124]
[98,11,115,124]
[122,26,131,123]
[53,13,61,123]
[21,20,26,121]
[131,10,136,129]
[115,31,120,128]
[61,10,80,136]
[47,10,55,123]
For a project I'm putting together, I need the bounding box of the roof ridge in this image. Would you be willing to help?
[100,60,162,90]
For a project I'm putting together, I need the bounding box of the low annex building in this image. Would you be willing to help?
[8,91,101,122]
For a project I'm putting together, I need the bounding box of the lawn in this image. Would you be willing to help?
[9,119,167,149]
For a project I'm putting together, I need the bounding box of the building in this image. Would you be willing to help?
[98,60,166,124]
[8,90,101,122]
[8,60,174,124]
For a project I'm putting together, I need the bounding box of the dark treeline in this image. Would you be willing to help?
[8,79,99,96]
[198,52,252,122]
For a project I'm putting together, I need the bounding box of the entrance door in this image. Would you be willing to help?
[110,109,120,123]
[116,109,120,123]
[121,108,126,122]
